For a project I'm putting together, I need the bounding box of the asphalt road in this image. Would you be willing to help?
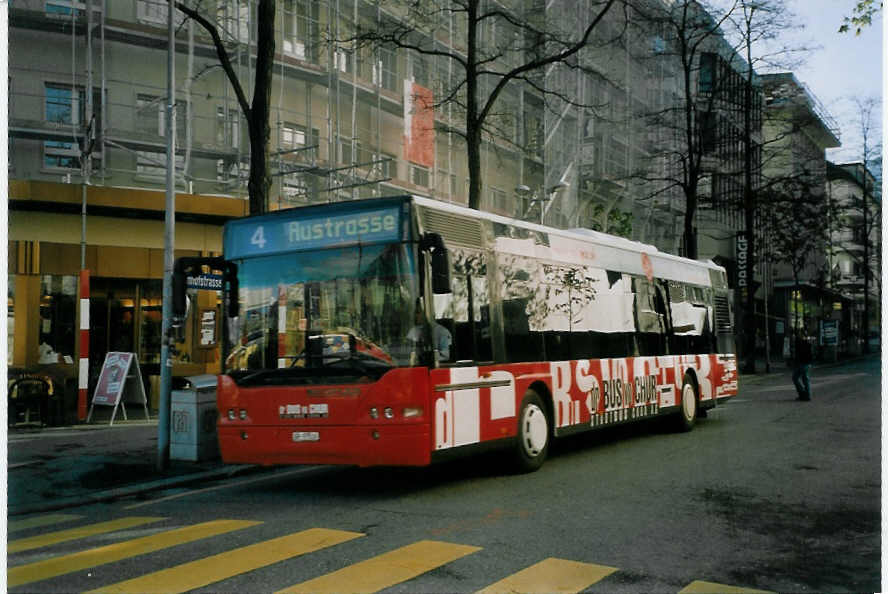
[8,357,881,593]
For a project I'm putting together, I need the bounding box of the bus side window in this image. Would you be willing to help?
[633,276,669,357]
[444,249,491,364]
[499,255,544,363]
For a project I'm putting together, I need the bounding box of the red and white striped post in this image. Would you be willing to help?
[78,269,90,421]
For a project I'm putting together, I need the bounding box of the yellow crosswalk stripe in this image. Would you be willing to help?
[276,539,481,594]
[477,557,618,593]
[8,519,261,588]
[680,580,775,593]
[8,513,84,533]
[9,517,166,554]
[85,528,365,594]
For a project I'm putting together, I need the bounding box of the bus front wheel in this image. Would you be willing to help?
[674,374,698,432]
[513,390,550,472]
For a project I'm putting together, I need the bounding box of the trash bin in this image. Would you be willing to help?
[170,374,220,462]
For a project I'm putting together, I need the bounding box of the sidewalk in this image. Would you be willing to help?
[7,417,260,516]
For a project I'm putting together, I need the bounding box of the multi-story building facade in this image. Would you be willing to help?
[8,0,763,420]
[827,161,880,353]
[759,72,842,357]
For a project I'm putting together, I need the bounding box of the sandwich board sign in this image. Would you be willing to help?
[87,352,150,425]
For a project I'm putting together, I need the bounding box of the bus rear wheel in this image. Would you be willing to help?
[513,390,550,473]
[674,374,698,432]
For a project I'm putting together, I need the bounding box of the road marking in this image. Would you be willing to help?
[8,514,83,533]
[9,516,165,553]
[477,557,618,593]
[680,580,774,593]
[85,528,364,594]
[276,540,481,594]
[123,467,328,510]
[7,519,260,588]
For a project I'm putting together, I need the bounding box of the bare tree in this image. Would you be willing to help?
[832,97,882,352]
[725,0,804,372]
[630,0,742,259]
[765,177,834,337]
[349,0,620,212]
[172,0,275,215]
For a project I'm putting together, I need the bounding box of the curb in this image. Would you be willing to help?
[8,463,266,517]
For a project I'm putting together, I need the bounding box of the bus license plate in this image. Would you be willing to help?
[292,431,320,442]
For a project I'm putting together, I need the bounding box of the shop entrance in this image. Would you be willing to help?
[88,278,162,394]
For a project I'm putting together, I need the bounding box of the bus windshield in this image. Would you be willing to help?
[225,242,424,376]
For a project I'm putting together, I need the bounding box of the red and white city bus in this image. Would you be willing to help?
[174,195,737,472]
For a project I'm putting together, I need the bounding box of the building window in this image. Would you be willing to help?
[699,53,717,94]
[281,122,306,148]
[216,106,240,148]
[217,158,248,185]
[136,150,183,180]
[410,164,430,187]
[490,186,508,213]
[411,52,430,88]
[437,169,457,196]
[44,141,81,170]
[46,83,83,125]
[136,94,165,136]
[136,0,184,26]
[283,0,309,58]
[334,49,353,74]
[46,0,85,18]
[375,47,398,92]
[216,0,250,43]
[282,173,309,203]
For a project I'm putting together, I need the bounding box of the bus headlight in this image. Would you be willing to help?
[227,409,236,421]
[239,409,248,420]
[369,407,379,419]
[384,407,394,419]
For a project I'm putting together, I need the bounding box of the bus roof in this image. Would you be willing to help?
[411,195,727,288]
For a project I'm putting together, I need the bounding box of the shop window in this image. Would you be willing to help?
[39,274,77,362]
[8,275,15,366]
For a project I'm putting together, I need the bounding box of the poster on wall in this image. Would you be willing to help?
[87,351,150,425]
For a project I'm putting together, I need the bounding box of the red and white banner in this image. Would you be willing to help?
[404,81,435,169]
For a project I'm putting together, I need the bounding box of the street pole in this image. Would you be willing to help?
[158,3,177,472]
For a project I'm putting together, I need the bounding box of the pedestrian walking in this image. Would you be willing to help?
[793,330,813,401]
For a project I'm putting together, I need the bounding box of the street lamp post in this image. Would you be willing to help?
[158,2,177,472]
[516,183,569,225]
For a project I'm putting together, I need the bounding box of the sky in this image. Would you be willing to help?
[765,0,883,166]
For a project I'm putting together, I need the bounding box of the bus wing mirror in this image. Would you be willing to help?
[224,264,239,317]
[421,233,451,294]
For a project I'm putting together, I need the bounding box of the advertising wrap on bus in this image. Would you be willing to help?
[176,195,738,473]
